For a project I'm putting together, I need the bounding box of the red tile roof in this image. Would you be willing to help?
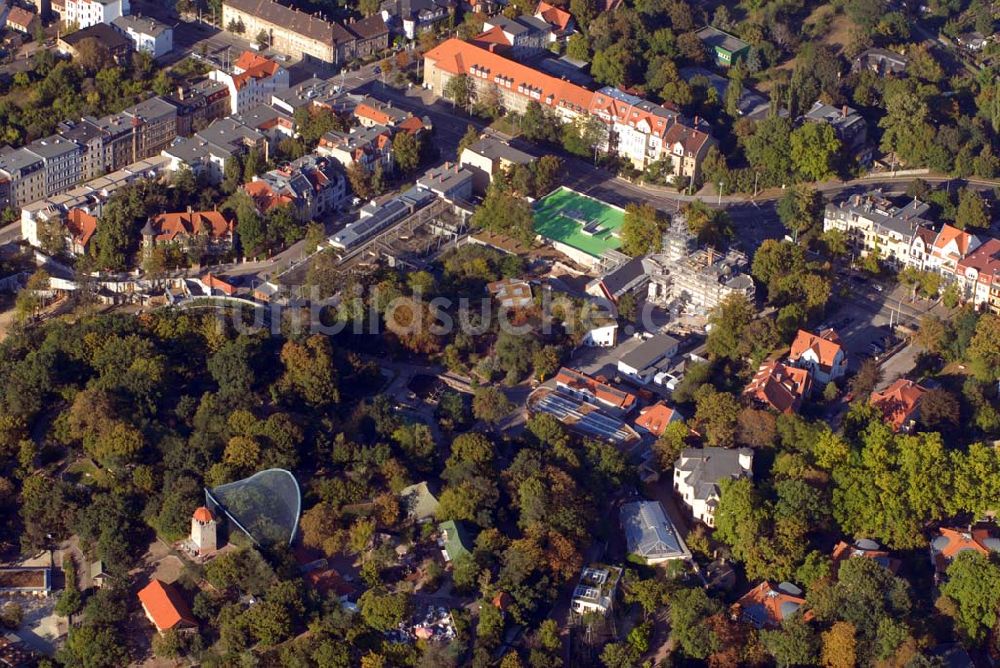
[536,1,573,32]
[789,329,844,372]
[150,210,234,242]
[201,273,237,296]
[244,180,294,212]
[870,379,926,432]
[554,367,636,411]
[744,361,812,414]
[932,224,977,259]
[663,123,713,157]
[588,90,677,139]
[423,38,594,114]
[192,506,214,522]
[472,25,513,50]
[634,401,680,436]
[931,527,1000,572]
[354,102,394,126]
[65,208,97,248]
[7,7,36,29]
[138,580,197,632]
[956,238,1000,287]
[733,581,813,629]
[397,115,425,135]
[230,51,282,91]
[831,539,900,574]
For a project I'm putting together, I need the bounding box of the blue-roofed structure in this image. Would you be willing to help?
[620,500,691,564]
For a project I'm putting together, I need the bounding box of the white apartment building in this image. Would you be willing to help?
[113,15,173,58]
[210,51,289,116]
[674,447,753,527]
[65,0,128,28]
[823,191,933,267]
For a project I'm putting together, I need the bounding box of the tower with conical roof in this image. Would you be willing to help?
[191,506,217,555]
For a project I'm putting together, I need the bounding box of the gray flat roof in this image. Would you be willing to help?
[620,500,690,561]
[696,26,749,53]
[619,334,680,371]
[113,14,171,36]
[463,136,534,164]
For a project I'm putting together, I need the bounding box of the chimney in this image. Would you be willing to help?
[842,104,848,117]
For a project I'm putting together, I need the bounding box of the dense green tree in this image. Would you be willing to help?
[790,123,841,182]
[956,188,989,231]
[670,587,721,659]
[941,551,1000,645]
[706,293,755,360]
[620,203,665,256]
[392,131,421,174]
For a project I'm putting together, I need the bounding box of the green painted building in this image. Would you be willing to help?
[696,26,750,67]
[438,520,475,562]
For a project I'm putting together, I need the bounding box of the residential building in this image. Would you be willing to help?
[58,23,132,63]
[674,447,753,527]
[585,254,654,303]
[870,379,927,432]
[113,15,173,58]
[353,95,412,128]
[141,209,235,255]
[63,208,98,255]
[6,6,39,33]
[210,51,290,116]
[588,86,680,172]
[346,15,390,58]
[570,565,622,616]
[695,26,750,66]
[221,0,357,65]
[620,500,691,564]
[487,277,533,309]
[438,520,474,562]
[64,0,128,28]
[956,31,988,51]
[416,162,474,202]
[822,192,933,267]
[788,328,847,385]
[733,582,811,629]
[633,401,682,437]
[330,185,437,250]
[232,104,296,150]
[162,117,266,184]
[381,0,455,40]
[137,579,197,635]
[534,1,574,39]
[617,334,680,385]
[927,224,981,276]
[459,135,534,193]
[554,366,636,415]
[831,538,900,574]
[317,125,394,174]
[804,101,870,163]
[930,525,1000,575]
[853,48,908,76]
[0,149,45,210]
[955,238,1000,312]
[245,154,346,221]
[477,15,553,59]
[424,39,712,173]
[164,79,232,136]
[745,360,812,414]
[271,77,355,115]
[399,481,439,523]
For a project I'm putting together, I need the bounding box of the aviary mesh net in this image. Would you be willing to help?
[206,469,301,546]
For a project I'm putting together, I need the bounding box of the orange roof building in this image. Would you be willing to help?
[930,223,981,274]
[789,328,847,385]
[65,208,98,254]
[142,210,235,248]
[744,360,812,414]
[554,367,637,413]
[733,581,813,629]
[210,51,289,115]
[831,538,901,574]
[930,526,1000,574]
[535,1,574,35]
[138,580,197,634]
[870,379,927,432]
[634,401,682,437]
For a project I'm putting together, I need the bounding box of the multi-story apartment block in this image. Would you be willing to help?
[955,239,1000,313]
[58,119,106,181]
[65,0,128,28]
[113,15,173,58]
[822,191,933,267]
[210,51,290,116]
[0,149,46,210]
[346,15,389,58]
[424,39,715,176]
[27,136,83,196]
[162,118,266,185]
[221,0,357,65]
[164,79,232,137]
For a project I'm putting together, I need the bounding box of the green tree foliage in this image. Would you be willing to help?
[392,131,421,174]
[761,615,820,667]
[741,116,793,186]
[683,200,732,247]
[790,123,841,182]
[706,293,755,360]
[776,186,823,239]
[955,188,989,231]
[620,203,665,256]
[940,551,1000,645]
[359,589,411,631]
[470,186,535,245]
[670,586,721,659]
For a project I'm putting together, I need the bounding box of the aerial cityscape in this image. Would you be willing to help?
[0,0,998,665]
